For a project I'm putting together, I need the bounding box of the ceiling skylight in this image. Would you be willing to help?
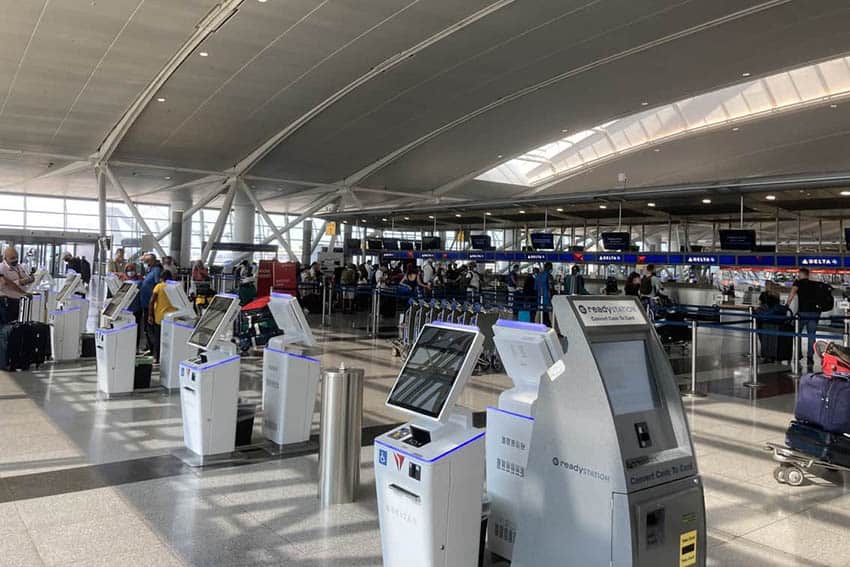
[477,54,850,191]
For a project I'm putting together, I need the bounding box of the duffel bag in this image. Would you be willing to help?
[795,373,850,434]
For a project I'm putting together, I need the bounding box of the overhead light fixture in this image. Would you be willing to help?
[702,198,712,204]
[428,215,435,219]
[556,207,564,212]
[741,72,751,77]
[381,217,388,222]
[561,129,568,133]
[599,204,607,209]
[497,154,503,159]
[156,97,166,103]
[485,212,492,216]
[765,195,776,201]
[841,191,850,196]
[647,202,656,207]
[455,213,462,218]
[519,210,526,214]
[164,176,172,180]
[257,0,267,3]
[731,127,740,132]
[199,51,209,57]
[361,218,367,222]
[641,101,649,106]
[830,103,838,109]
[404,216,410,221]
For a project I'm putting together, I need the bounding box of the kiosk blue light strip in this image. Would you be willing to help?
[487,405,534,422]
[430,321,479,332]
[264,346,320,363]
[495,319,548,333]
[49,306,81,315]
[179,355,240,371]
[163,319,196,330]
[375,431,486,464]
[271,291,294,299]
[96,323,138,336]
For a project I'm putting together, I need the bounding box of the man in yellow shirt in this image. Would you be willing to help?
[147,272,176,363]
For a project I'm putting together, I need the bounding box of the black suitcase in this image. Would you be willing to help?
[656,310,690,344]
[81,333,96,358]
[6,322,34,370]
[26,322,50,366]
[786,420,850,467]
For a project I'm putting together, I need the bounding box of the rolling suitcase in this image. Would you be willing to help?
[6,322,35,371]
[795,373,850,434]
[786,420,850,467]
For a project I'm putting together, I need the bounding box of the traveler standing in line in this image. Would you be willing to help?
[466,261,481,302]
[786,267,824,369]
[624,272,642,296]
[63,252,83,275]
[0,247,34,324]
[139,254,162,354]
[421,259,435,299]
[507,264,520,316]
[108,248,127,274]
[147,272,176,363]
[535,262,555,326]
[565,264,588,296]
[161,256,177,280]
[639,264,663,298]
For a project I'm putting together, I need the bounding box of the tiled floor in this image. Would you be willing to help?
[0,310,847,566]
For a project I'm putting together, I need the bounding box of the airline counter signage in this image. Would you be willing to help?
[684,255,718,265]
[737,255,775,267]
[799,256,840,267]
[637,254,668,265]
[469,253,486,260]
[777,255,797,267]
[595,254,623,263]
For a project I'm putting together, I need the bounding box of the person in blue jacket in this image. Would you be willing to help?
[139,254,162,354]
[535,262,554,326]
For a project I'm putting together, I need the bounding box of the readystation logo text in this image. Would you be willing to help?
[552,457,611,483]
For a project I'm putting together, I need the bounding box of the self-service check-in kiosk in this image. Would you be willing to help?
[27,268,53,323]
[375,322,485,567]
[179,294,242,458]
[262,292,321,446]
[95,282,139,396]
[160,281,198,390]
[486,319,563,561]
[512,296,705,567]
[50,274,85,361]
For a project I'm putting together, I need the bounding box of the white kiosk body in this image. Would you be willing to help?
[95,282,140,396]
[375,322,485,567]
[179,294,242,457]
[512,296,705,567]
[486,319,563,560]
[262,292,321,445]
[49,274,83,361]
[160,281,197,390]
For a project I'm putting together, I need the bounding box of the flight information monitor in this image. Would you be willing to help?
[187,296,236,350]
[422,236,442,250]
[530,233,554,250]
[592,339,659,415]
[470,234,492,250]
[102,282,135,320]
[387,325,477,420]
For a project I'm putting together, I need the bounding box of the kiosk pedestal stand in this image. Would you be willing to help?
[485,320,563,561]
[375,322,485,567]
[262,292,321,447]
[50,274,84,362]
[160,281,198,390]
[95,282,140,397]
[512,296,706,567]
[177,294,242,465]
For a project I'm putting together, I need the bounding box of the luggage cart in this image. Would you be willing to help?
[764,442,850,487]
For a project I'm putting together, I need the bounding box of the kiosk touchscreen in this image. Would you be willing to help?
[50,273,85,361]
[486,320,563,561]
[27,268,53,323]
[160,281,198,390]
[375,322,485,567]
[179,294,242,458]
[512,296,705,567]
[262,292,321,446]
[95,282,139,396]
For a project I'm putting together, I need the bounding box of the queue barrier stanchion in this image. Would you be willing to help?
[743,307,763,389]
[681,319,706,399]
[318,363,364,507]
[844,318,850,349]
[792,316,801,375]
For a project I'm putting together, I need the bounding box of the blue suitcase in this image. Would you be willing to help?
[786,420,850,467]
[795,373,850,434]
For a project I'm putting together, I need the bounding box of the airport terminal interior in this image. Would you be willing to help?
[5,1,850,566]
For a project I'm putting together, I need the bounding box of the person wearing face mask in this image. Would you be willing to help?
[0,247,34,324]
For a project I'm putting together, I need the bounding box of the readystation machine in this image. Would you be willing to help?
[28,268,53,323]
[512,296,705,567]
[50,273,86,361]
[160,280,198,390]
[262,292,320,446]
[486,319,563,561]
[95,282,139,396]
[179,294,242,458]
[375,322,485,567]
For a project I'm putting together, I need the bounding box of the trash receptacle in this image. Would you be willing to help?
[134,356,153,389]
[318,363,364,507]
[236,402,256,446]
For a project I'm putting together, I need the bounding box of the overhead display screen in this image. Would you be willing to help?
[719,229,756,251]
[366,238,383,251]
[602,232,630,250]
[400,241,415,251]
[592,340,659,415]
[387,325,475,419]
[422,236,442,250]
[470,234,492,250]
[530,233,555,250]
[188,296,234,350]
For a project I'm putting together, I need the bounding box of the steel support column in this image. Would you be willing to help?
[202,179,238,264]
[236,179,296,261]
[103,165,167,258]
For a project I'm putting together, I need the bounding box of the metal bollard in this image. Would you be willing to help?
[744,306,762,389]
[681,319,706,398]
[792,316,801,375]
[319,363,364,507]
[844,318,850,349]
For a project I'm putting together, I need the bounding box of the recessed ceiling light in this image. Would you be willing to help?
[199,51,209,57]
[765,195,776,201]
[428,215,435,219]
[653,148,661,152]
[164,176,172,180]
[732,127,740,132]
[257,0,267,3]
[647,202,656,207]
[455,213,462,218]
[556,207,564,212]
[403,216,410,220]
[641,101,649,106]
[841,191,850,196]
[741,72,751,77]
[561,129,568,133]
[830,103,838,109]
[381,217,388,222]
[702,198,712,204]
[156,97,166,103]
[519,210,526,214]
[497,154,503,159]
[361,218,367,222]
[485,212,492,216]
[599,204,607,209]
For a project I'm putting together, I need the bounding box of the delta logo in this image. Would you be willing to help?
[393,452,406,471]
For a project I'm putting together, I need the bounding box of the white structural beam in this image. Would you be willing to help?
[343,0,789,187]
[103,165,167,258]
[94,1,244,163]
[0,160,92,192]
[202,179,238,264]
[226,0,515,178]
[237,178,296,261]
[154,179,231,242]
[129,174,226,198]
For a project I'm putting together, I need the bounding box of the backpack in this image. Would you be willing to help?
[639,275,654,296]
[816,282,835,312]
